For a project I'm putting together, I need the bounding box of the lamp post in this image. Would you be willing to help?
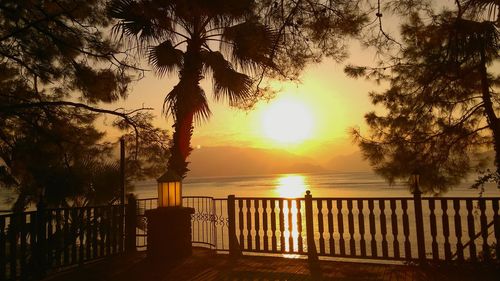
[145,170,194,260]
[157,171,182,207]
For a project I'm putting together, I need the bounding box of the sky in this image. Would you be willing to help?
[110,40,385,168]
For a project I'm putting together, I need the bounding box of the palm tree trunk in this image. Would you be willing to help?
[166,39,204,178]
[479,41,500,187]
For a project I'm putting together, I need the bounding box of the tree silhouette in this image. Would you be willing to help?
[347,1,499,193]
[109,0,279,178]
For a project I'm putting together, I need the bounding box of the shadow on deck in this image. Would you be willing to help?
[42,248,499,281]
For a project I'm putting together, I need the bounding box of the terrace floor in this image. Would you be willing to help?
[42,248,499,281]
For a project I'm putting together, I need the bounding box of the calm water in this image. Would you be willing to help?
[134,172,499,199]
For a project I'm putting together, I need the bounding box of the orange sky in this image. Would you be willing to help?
[109,40,386,165]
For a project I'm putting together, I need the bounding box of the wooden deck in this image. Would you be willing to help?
[42,248,499,281]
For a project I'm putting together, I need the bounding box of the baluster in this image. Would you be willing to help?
[63,209,70,265]
[0,216,5,280]
[317,200,325,254]
[466,200,476,261]
[29,213,37,272]
[238,199,244,251]
[368,200,377,257]
[401,199,411,259]
[379,199,388,258]
[55,210,62,265]
[99,208,105,257]
[296,199,303,253]
[492,200,500,260]
[71,208,77,264]
[105,207,111,257]
[429,199,438,260]
[347,200,355,255]
[279,200,285,252]
[453,200,464,261]
[92,208,98,259]
[357,200,366,257]
[287,199,294,252]
[326,200,335,255]
[262,200,269,251]
[270,200,277,252]
[254,199,260,251]
[479,198,489,260]
[246,199,252,250]
[79,209,85,263]
[86,208,91,261]
[46,210,53,268]
[440,200,451,260]
[390,200,400,259]
[337,200,345,256]
[19,214,26,279]
[9,214,17,279]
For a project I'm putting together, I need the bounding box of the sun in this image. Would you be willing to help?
[261,97,314,144]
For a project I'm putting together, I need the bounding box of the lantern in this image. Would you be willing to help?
[157,171,182,207]
[410,172,421,194]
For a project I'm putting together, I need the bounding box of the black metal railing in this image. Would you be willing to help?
[0,204,124,281]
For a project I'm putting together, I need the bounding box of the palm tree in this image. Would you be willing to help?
[108,0,277,177]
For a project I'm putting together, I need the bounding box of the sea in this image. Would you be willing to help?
[1,172,498,211]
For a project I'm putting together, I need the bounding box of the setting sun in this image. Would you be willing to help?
[261,97,314,144]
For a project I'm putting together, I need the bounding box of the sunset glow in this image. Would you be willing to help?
[261,97,314,144]
[275,174,308,198]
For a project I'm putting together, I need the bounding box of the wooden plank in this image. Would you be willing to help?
[357,200,366,257]
[279,200,285,253]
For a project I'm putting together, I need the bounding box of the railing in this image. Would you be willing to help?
[0,204,124,280]
[137,194,500,263]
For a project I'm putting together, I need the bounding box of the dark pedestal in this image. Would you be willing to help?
[145,207,194,260]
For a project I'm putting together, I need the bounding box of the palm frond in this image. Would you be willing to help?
[461,0,499,21]
[148,41,184,77]
[221,20,277,72]
[108,0,174,47]
[201,50,252,105]
[163,81,211,124]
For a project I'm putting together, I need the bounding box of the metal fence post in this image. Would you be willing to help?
[227,195,240,256]
[412,180,426,262]
[125,194,137,253]
[305,191,318,261]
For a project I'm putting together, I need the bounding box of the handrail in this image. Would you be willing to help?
[450,219,497,260]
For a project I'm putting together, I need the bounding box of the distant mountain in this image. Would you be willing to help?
[326,151,372,172]
[186,146,326,177]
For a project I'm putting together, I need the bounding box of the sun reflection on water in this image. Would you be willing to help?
[275,174,308,198]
